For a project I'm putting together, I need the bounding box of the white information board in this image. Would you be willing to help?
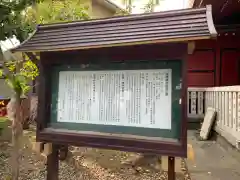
[56,69,172,129]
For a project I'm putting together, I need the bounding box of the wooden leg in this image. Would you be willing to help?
[47,144,59,180]
[168,156,175,180]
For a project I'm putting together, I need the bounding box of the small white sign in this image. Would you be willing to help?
[56,69,172,129]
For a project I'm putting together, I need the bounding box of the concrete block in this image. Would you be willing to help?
[200,107,216,140]
[32,141,43,153]
[43,143,53,156]
[161,156,182,173]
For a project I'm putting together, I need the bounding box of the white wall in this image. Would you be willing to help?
[155,0,190,12]
[0,37,20,52]
[110,0,191,14]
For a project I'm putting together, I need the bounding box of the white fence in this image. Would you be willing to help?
[187,88,205,119]
[188,86,240,149]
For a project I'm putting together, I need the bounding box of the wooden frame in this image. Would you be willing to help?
[36,43,188,157]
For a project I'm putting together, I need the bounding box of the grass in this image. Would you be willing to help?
[0,117,8,122]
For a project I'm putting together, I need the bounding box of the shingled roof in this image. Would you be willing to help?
[12,5,217,52]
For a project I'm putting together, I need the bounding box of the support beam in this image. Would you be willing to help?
[168,156,176,180]
[188,41,195,55]
[47,144,59,180]
[162,156,182,173]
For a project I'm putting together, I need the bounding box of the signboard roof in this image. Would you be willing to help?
[12,5,216,53]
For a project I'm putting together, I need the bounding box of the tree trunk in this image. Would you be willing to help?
[11,127,21,180]
[7,93,23,180]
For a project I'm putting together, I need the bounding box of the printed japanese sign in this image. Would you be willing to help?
[57,69,172,129]
[50,61,182,140]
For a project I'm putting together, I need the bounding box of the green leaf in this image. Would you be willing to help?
[1,0,90,42]
[0,69,3,78]
[1,0,92,97]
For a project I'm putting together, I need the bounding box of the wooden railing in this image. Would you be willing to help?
[188,86,240,149]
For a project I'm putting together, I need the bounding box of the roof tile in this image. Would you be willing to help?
[13,5,217,52]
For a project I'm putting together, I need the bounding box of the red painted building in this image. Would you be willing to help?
[188,0,240,87]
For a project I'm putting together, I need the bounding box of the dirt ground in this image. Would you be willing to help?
[68,146,191,180]
[0,127,191,180]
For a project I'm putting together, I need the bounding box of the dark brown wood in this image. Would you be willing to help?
[36,54,46,140]
[47,144,59,180]
[36,42,188,158]
[36,53,51,141]
[42,43,187,64]
[39,129,185,157]
[179,53,188,155]
[168,156,175,180]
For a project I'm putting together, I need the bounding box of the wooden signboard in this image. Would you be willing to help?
[38,50,187,156]
[33,43,188,180]
[36,44,188,180]
[11,5,217,179]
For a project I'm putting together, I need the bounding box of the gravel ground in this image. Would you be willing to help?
[0,141,191,180]
[0,142,85,180]
[67,146,192,180]
[0,126,191,180]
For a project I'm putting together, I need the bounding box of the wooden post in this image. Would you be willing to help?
[168,156,175,180]
[47,144,59,180]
